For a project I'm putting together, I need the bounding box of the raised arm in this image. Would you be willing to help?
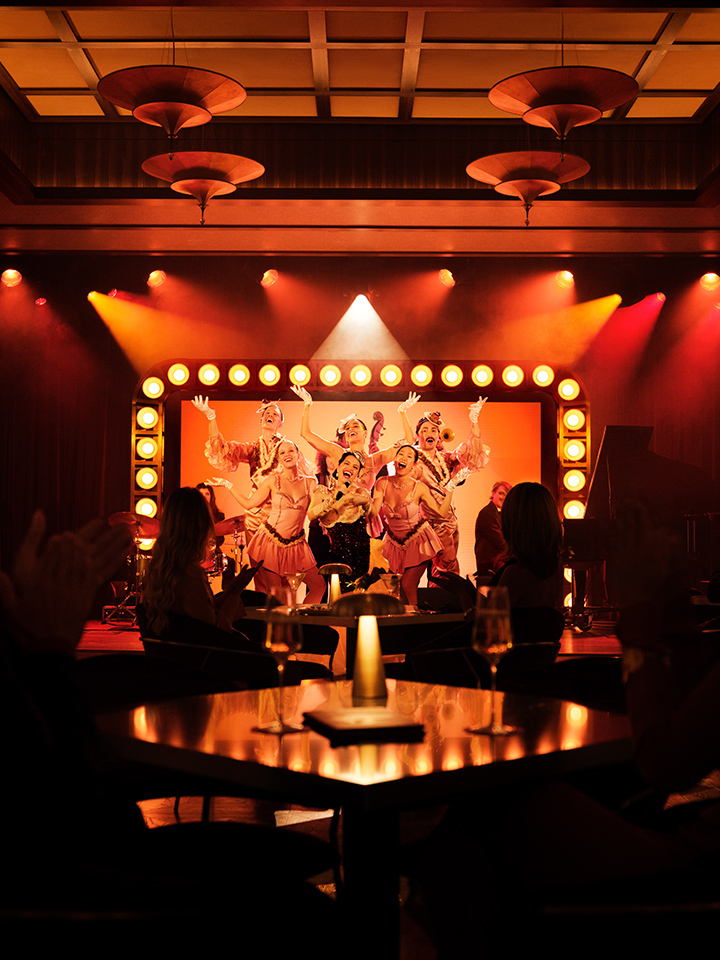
[291,385,343,462]
[192,395,219,442]
[372,392,420,468]
[368,478,388,521]
[207,476,273,512]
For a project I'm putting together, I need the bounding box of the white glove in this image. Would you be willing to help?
[446,467,472,492]
[469,396,487,424]
[207,477,233,490]
[291,385,313,406]
[192,395,216,421]
[398,391,421,413]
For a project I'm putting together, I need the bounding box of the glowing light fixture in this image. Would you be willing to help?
[502,365,524,387]
[136,407,159,429]
[532,364,555,386]
[351,364,372,386]
[441,365,463,387]
[137,438,159,459]
[380,364,402,387]
[138,538,155,552]
[136,467,158,490]
[563,470,586,492]
[135,497,158,517]
[142,376,164,399]
[411,364,433,387]
[319,364,341,386]
[563,408,586,431]
[168,363,189,385]
[563,439,586,461]
[472,365,494,387]
[147,270,167,288]
[558,378,580,401]
[700,273,720,291]
[656,293,666,303]
[563,500,586,520]
[229,363,250,386]
[261,269,279,287]
[198,363,220,385]
[259,364,281,387]
[35,298,47,306]
[289,364,311,386]
[1,268,22,288]
[438,269,455,288]
[555,270,574,289]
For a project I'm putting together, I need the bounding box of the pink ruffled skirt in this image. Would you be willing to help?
[248,525,316,576]
[382,521,442,573]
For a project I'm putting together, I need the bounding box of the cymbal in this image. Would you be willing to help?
[109,511,160,538]
[215,515,245,536]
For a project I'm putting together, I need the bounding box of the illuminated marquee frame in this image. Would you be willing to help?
[132,359,590,522]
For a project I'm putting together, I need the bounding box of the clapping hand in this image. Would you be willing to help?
[469,397,487,424]
[291,385,313,405]
[192,395,216,421]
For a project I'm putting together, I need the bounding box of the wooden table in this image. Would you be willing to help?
[98,679,631,958]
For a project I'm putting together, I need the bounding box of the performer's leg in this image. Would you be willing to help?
[302,566,327,605]
[430,523,460,579]
[401,564,426,607]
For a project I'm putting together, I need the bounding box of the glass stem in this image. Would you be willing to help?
[277,660,285,727]
[489,663,498,729]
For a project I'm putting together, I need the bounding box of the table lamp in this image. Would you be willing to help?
[332,593,404,706]
[318,563,353,604]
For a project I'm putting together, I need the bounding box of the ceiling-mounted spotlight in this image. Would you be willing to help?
[700,273,720,291]
[1,268,22,288]
[555,270,574,289]
[261,269,279,287]
[147,270,167,288]
[438,269,455,288]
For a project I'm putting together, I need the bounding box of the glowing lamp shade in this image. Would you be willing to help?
[142,376,164,399]
[136,437,159,459]
[380,364,402,387]
[532,364,555,386]
[472,365,494,387]
[138,538,155,552]
[438,268,455,288]
[563,408,586,431]
[136,406,159,429]
[555,270,574,289]
[441,365,463,387]
[563,469,586,492]
[136,467,158,490]
[411,364,433,387]
[259,364,281,387]
[558,378,580,401]
[261,269,279,287]
[502,365,524,387]
[319,364,341,386]
[229,363,250,386]
[701,272,720,291]
[168,363,189,385]
[135,497,158,517]
[1,268,22,288]
[289,364,311,386]
[563,439,586,461]
[564,567,573,582]
[563,499,586,520]
[350,364,372,386]
[198,363,220,385]
[147,270,167,288]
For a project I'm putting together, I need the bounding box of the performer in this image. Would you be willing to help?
[400,397,489,578]
[474,480,513,580]
[368,445,466,606]
[308,450,372,587]
[193,395,286,591]
[209,441,325,604]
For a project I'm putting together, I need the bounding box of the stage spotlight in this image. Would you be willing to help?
[380,364,402,386]
[289,364,311,386]
[558,378,580,401]
[108,289,118,298]
[441,364,463,387]
[259,364,281,387]
[701,273,720,291]
[555,270,574,289]
[261,269,279,287]
[142,376,165,399]
[198,363,220,386]
[229,363,250,386]
[35,298,47,306]
[502,365,524,387]
[1,268,22,288]
[136,437,159,459]
[656,292,666,302]
[411,365,433,387]
[351,364,372,386]
[471,365,494,387]
[136,467,158,490]
[135,497,157,517]
[136,407,159,429]
[438,269,455,288]
[319,364,341,386]
[168,363,189,385]
[563,500,586,520]
[563,408,586,431]
[563,439,586,461]
[532,365,554,386]
[563,470,586,492]
[147,270,167,288]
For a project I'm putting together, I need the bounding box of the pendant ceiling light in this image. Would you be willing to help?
[466,151,590,226]
[98,65,246,139]
[489,66,638,144]
[142,152,265,225]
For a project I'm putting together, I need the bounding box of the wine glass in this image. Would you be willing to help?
[286,571,306,609]
[255,610,305,735]
[379,572,401,601]
[466,586,519,736]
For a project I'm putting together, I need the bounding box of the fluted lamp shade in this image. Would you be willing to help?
[142,151,265,225]
[466,151,590,226]
[98,66,247,138]
[489,67,638,142]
